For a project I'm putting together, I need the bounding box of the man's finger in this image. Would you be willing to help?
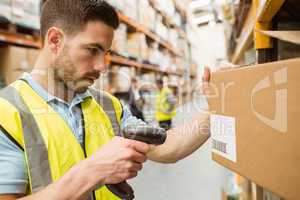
[203,66,211,82]
[126,139,150,154]
[132,150,147,163]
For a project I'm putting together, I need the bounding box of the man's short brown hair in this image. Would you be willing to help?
[40,0,119,41]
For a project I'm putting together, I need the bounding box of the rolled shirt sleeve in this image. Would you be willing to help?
[0,131,28,194]
[121,105,147,129]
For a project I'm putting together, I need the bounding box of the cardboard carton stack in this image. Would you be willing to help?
[111,66,134,93]
[127,33,142,59]
[11,0,41,30]
[138,0,156,31]
[155,14,169,41]
[112,23,128,56]
[123,0,138,21]
[0,0,41,30]
[0,46,40,85]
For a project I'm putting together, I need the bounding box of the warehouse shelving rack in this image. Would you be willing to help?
[230,0,286,64]
[117,12,182,57]
[108,54,183,76]
[0,30,41,49]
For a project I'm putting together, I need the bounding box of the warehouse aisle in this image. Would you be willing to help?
[131,96,230,200]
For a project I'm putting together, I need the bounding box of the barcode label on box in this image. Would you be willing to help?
[212,139,227,154]
[210,114,237,162]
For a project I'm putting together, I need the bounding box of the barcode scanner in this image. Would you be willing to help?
[106,126,167,200]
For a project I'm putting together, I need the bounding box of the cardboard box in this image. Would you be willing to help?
[126,33,142,59]
[111,66,133,93]
[26,48,40,67]
[112,23,127,55]
[0,46,39,84]
[208,58,300,200]
[11,0,41,30]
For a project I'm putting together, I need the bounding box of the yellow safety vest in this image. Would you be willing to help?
[155,87,176,122]
[0,80,123,200]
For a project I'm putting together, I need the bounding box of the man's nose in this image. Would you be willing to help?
[93,56,108,73]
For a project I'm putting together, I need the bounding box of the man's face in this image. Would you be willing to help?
[51,21,114,93]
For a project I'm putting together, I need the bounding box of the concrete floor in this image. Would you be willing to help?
[130,97,231,200]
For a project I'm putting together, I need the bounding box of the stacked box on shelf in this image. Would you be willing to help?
[159,49,171,71]
[175,57,185,74]
[140,72,156,87]
[168,75,180,86]
[123,0,138,21]
[11,0,41,30]
[127,32,149,60]
[139,34,149,61]
[173,12,182,28]
[169,56,178,72]
[169,28,179,49]
[112,23,127,56]
[148,43,162,66]
[126,32,140,59]
[156,0,176,18]
[155,14,169,41]
[0,46,40,84]
[178,38,189,59]
[111,65,135,93]
[236,175,252,200]
[138,0,156,31]
[0,0,12,22]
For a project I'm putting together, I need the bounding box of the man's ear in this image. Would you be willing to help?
[47,27,64,54]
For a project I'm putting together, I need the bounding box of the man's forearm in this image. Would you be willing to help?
[148,112,210,163]
[18,159,103,200]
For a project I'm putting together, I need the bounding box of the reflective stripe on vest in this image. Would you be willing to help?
[88,88,121,137]
[0,80,122,200]
[0,85,52,193]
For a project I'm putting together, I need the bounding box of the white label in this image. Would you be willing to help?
[210,114,237,162]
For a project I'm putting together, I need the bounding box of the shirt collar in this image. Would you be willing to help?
[21,72,92,105]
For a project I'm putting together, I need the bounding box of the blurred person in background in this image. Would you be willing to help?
[128,77,145,121]
[155,79,177,130]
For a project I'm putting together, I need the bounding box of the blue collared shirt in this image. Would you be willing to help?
[0,73,145,194]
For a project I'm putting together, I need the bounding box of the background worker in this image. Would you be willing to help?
[0,1,211,200]
[127,77,145,121]
[155,79,177,130]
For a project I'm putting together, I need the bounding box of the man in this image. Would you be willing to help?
[128,78,145,121]
[0,1,210,200]
[155,79,177,130]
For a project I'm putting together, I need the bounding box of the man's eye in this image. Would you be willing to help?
[88,48,99,55]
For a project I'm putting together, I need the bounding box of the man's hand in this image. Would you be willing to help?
[202,66,211,97]
[0,137,149,200]
[86,136,150,184]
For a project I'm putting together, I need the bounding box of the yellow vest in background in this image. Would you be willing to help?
[0,80,122,200]
[155,87,176,122]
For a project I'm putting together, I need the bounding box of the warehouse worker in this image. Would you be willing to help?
[155,79,177,130]
[0,1,210,200]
